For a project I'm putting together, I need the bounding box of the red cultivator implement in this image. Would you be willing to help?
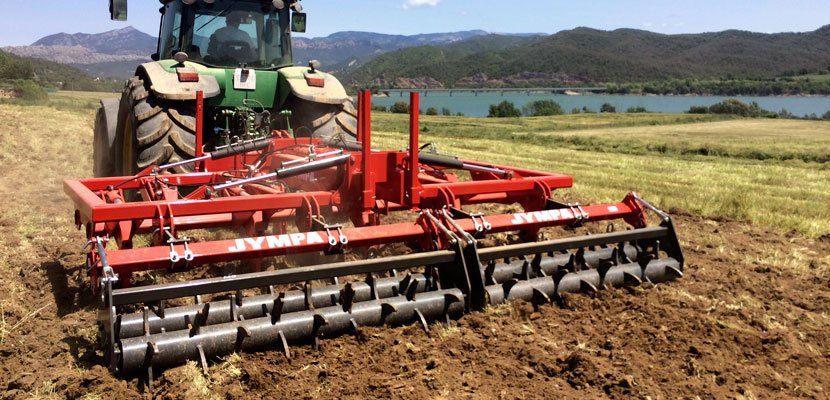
[66,92,683,386]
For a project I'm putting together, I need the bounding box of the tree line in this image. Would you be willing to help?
[605,77,830,96]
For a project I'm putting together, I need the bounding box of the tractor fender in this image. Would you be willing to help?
[279,66,351,106]
[136,61,221,101]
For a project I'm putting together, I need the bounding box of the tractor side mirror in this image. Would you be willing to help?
[291,13,307,33]
[109,0,128,21]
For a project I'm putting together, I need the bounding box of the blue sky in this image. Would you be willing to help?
[1,0,828,45]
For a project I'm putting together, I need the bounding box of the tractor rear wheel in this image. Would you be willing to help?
[114,76,196,176]
[284,95,358,143]
[93,98,119,177]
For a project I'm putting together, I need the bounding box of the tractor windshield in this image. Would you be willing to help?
[159,0,292,69]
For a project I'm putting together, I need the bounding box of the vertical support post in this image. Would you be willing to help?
[360,91,375,221]
[356,91,364,144]
[195,90,204,172]
[408,92,421,205]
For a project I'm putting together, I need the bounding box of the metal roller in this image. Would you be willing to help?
[485,244,640,283]
[486,258,682,306]
[117,289,465,374]
[117,274,431,339]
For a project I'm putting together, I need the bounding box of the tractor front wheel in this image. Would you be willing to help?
[114,76,196,176]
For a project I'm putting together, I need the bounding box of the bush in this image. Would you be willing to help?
[708,99,751,116]
[688,105,709,114]
[371,105,387,112]
[12,79,47,102]
[708,99,759,116]
[488,101,522,118]
[523,100,564,116]
[571,107,581,114]
[441,107,451,116]
[600,102,616,113]
[425,107,438,116]
[777,109,794,119]
[822,110,830,120]
[389,101,409,114]
[0,53,35,81]
[626,106,648,113]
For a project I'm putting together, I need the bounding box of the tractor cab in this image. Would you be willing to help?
[153,0,305,69]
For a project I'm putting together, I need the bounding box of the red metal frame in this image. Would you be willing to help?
[194,90,204,171]
[65,91,648,291]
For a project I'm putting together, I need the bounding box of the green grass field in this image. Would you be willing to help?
[372,113,830,237]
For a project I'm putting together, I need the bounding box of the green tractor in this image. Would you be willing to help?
[95,0,357,176]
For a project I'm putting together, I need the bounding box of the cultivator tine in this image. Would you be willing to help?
[277,331,290,359]
[229,294,239,321]
[304,283,314,311]
[531,288,552,311]
[236,326,251,352]
[349,318,363,342]
[405,276,420,301]
[312,314,327,350]
[145,341,159,391]
[414,308,430,334]
[272,294,285,323]
[197,344,208,374]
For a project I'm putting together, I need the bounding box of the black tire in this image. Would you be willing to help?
[284,95,358,143]
[93,98,119,177]
[114,76,196,176]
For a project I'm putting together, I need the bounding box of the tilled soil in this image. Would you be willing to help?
[2,205,829,400]
[0,105,828,399]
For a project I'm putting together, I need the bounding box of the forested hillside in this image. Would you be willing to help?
[347,25,830,89]
[0,49,120,97]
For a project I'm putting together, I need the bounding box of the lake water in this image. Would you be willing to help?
[369,92,830,118]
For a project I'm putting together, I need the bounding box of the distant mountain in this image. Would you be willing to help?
[292,30,499,73]
[33,26,156,55]
[4,27,519,79]
[348,26,830,88]
[3,26,154,79]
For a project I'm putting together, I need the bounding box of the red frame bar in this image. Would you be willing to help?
[101,198,643,274]
[409,92,421,205]
[360,91,375,212]
[195,90,204,171]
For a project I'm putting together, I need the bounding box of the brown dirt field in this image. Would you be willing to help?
[0,102,828,399]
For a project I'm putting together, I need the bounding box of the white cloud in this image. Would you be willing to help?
[403,0,441,10]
